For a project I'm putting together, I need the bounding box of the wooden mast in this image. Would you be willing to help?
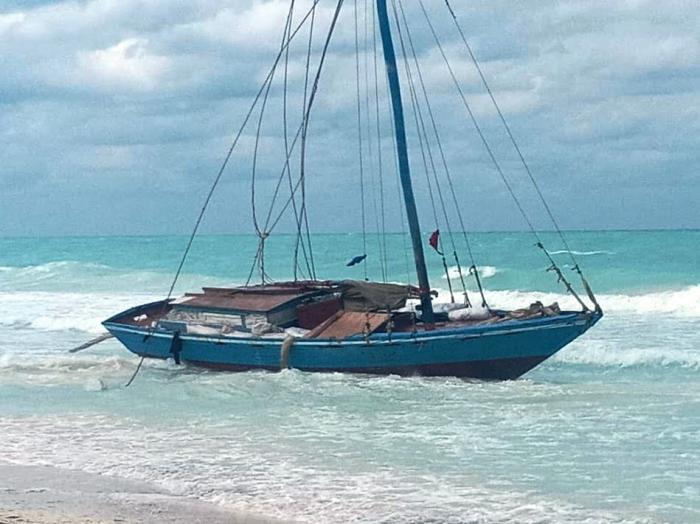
[376,0,434,322]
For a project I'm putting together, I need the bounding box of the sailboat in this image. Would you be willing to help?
[103,0,602,380]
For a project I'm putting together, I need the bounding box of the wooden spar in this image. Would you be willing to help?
[68,332,114,353]
[375,0,434,323]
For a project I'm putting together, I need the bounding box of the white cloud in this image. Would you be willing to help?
[0,12,25,33]
[187,1,293,48]
[77,38,170,91]
[562,28,700,77]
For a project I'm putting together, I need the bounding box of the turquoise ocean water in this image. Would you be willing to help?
[0,230,698,522]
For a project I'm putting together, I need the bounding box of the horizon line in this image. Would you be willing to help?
[1,227,698,240]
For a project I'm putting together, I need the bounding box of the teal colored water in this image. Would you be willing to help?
[0,231,698,522]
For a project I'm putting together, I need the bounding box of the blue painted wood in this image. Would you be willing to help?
[376,0,434,323]
[104,302,602,380]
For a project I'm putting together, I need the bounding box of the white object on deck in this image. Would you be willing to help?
[448,307,491,321]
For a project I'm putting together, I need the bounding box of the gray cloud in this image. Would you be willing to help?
[1,0,698,236]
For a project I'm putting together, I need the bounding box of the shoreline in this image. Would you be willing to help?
[0,462,280,524]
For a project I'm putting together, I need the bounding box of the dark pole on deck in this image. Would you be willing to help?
[376,0,434,323]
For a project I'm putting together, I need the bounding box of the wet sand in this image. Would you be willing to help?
[0,463,279,523]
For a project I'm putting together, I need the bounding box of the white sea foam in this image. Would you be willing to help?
[0,409,658,524]
[0,291,158,334]
[549,250,615,256]
[0,261,112,278]
[0,283,697,374]
[0,260,222,293]
[442,264,497,280]
[0,284,697,338]
[554,340,700,369]
[425,285,700,369]
[432,285,700,317]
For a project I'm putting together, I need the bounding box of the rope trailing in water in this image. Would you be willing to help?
[124,356,145,388]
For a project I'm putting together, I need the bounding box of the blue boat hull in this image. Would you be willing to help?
[104,301,601,380]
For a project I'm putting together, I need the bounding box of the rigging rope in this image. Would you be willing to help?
[297,18,319,282]
[442,0,598,310]
[250,0,303,283]
[161,0,323,303]
[295,3,319,280]
[353,0,369,280]
[258,0,346,241]
[380,58,413,286]
[250,0,344,283]
[391,0,455,303]
[395,0,485,307]
[362,0,386,282]
[282,0,312,281]
[371,1,389,281]
[297,0,346,282]
[245,105,310,283]
[253,3,315,278]
[416,0,588,311]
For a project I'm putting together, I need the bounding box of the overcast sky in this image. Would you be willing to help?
[1,0,698,236]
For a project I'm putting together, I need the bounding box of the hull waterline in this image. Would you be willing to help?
[104,301,602,380]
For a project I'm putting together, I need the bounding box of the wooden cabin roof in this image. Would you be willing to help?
[174,286,326,314]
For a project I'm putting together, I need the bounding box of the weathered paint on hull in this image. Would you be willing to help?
[104,302,601,380]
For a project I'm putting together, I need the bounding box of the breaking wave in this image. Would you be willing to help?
[0,260,224,293]
[443,265,497,280]
[432,284,700,317]
[0,258,697,372]
[0,284,697,337]
[0,291,157,334]
[553,341,700,370]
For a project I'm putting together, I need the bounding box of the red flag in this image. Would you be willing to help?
[429,229,440,252]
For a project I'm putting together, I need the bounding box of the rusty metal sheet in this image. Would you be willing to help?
[177,289,318,313]
[306,311,390,340]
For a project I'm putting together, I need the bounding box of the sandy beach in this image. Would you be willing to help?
[0,462,277,524]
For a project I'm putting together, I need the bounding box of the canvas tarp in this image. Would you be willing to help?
[339,280,418,311]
